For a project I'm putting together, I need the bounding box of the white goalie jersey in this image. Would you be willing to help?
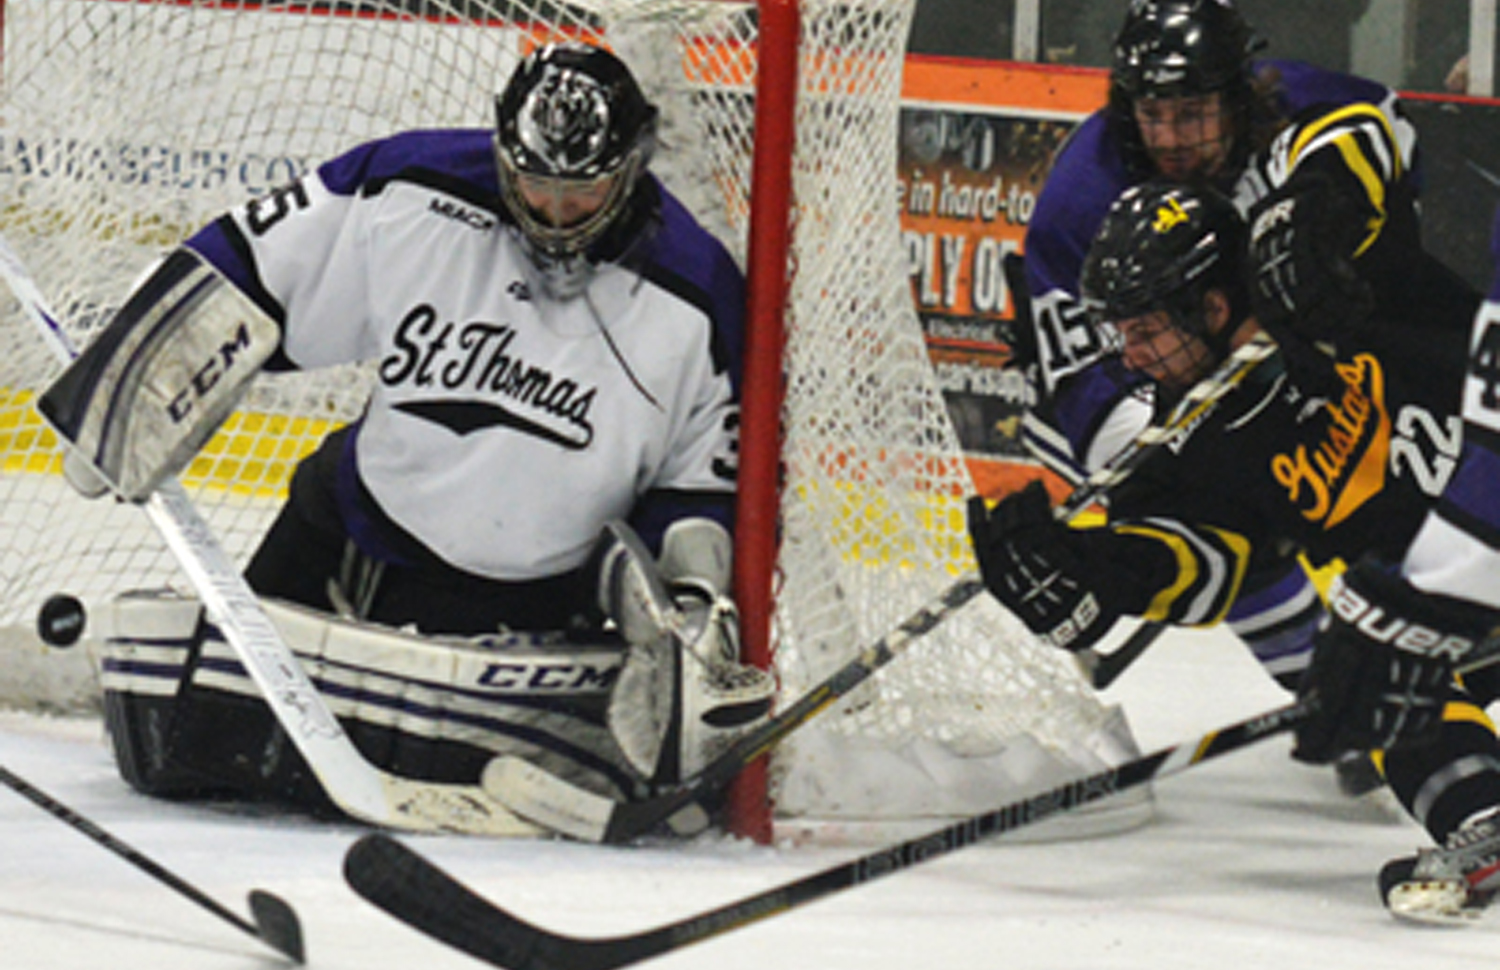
[187,128,745,579]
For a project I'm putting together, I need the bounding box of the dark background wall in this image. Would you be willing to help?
[907,0,1476,93]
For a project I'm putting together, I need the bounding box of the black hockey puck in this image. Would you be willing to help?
[37,594,86,647]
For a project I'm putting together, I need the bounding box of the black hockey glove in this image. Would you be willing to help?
[1247,174,1374,345]
[1293,559,1499,765]
[967,481,1125,654]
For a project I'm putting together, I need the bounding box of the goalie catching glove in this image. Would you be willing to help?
[1293,558,1500,764]
[967,481,1181,654]
[595,519,774,793]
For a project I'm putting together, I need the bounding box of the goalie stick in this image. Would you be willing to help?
[484,330,1281,843]
[0,763,304,963]
[344,697,1317,970]
[0,232,539,838]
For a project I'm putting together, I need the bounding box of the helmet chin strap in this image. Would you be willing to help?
[1155,290,1244,398]
[1188,287,1243,361]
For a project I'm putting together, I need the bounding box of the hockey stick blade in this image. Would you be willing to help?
[248,891,307,964]
[0,763,305,963]
[487,332,1281,843]
[347,698,1313,970]
[346,835,659,970]
[0,232,539,838]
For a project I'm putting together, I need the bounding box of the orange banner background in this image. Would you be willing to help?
[896,59,1108,498]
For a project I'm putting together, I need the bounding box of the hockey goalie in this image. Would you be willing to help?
[36,43,773,831]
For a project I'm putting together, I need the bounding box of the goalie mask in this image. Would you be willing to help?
[1108,0,1265,182]
[495,43,659,299]
[1080,181,1249,390]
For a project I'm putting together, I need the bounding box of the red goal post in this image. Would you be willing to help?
[727,0,795,845]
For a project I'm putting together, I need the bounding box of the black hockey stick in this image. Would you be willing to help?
[0,763,304,963]
[348,638,1500,969]
[345,696,1311,970]
[484,332,1281,843]
[1081,621,1167,689]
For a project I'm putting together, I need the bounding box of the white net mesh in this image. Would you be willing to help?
[0,0,1139,830]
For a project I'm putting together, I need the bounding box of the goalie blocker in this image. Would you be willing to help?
[38,246,280,502]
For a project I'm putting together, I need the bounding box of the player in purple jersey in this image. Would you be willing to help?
[42,43,773,826]
[1396,206,1500,616]
[1025,0,1425,472]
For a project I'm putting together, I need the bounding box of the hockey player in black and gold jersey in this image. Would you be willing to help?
[1296,204,1500,922]
[1020,1,1480,786]
[970,181,1500,922]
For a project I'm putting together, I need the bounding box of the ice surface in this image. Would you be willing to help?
[1,625,1495,969]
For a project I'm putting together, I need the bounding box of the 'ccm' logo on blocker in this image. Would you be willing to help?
[166,320,262,423]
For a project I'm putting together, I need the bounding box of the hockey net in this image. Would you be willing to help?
[0,0,1149,839]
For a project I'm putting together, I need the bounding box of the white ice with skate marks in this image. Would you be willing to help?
[1,623,1497,970]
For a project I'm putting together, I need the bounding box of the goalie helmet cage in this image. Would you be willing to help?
[0,0,1149,842]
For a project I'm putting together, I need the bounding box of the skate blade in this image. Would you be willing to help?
[1387,879,1485,926]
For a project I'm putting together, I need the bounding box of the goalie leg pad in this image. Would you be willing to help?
[99,593,339,810]
[596,520,679,648]
[659,517,775,780]
[38,247,281,501]
[606,616,777,789]
[101,590,647,813]
[658,517,733,596]
[99,594,231,799]
[660,519,775,779]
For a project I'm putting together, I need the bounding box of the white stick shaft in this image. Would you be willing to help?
[146,485,390,818]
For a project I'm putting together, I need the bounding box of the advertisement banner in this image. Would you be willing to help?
[899,61,1106,497]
